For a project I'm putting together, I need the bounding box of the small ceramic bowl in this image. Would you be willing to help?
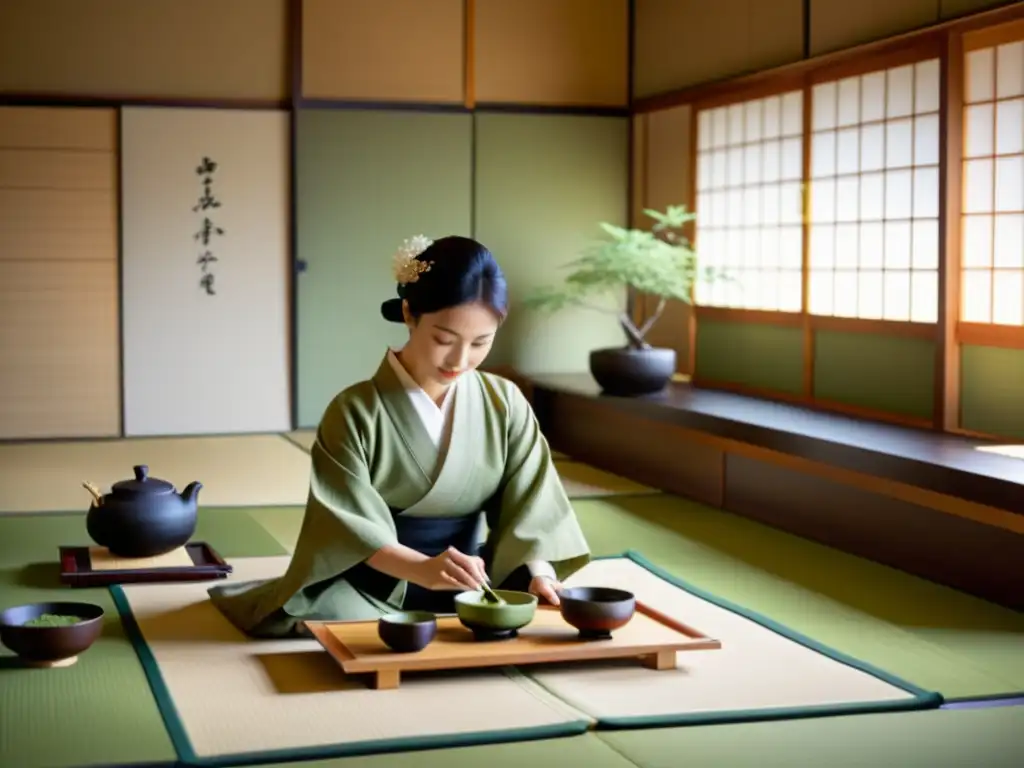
[0,601,105,668]
[454,589,538,641]
[377,611,437,652]
[558,586,636,640]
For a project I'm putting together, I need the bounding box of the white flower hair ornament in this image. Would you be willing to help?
[392,235,434,285]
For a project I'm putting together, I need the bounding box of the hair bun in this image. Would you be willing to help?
[380,298,405,323]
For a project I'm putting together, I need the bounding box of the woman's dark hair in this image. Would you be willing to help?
[380,235,509,323]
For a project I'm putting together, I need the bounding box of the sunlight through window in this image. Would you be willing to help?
[808,60,941,323]
[962,40,1024,327]
[694,91,805,312]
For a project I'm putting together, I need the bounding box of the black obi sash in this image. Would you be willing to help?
[346,510,482,614]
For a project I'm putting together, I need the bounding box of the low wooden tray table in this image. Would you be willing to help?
[305,602,722,690]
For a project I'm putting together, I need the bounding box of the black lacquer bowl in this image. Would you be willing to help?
[558,586,636,640]
[0,601,105,667]
[377,611,437,652]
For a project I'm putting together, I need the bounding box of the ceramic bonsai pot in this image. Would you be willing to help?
[589,347,676,397]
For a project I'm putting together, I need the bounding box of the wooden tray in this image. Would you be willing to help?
[306,602,722,690]
[59,542,232,587]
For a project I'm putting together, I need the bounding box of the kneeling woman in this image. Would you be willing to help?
[208,235,591,637]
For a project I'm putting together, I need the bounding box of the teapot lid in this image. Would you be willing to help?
[111,465,174,496]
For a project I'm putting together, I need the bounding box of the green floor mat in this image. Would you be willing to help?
[598,705,1024,767]
[247,496,1024,701]
[255,734,636,768]
[0,510,286,768]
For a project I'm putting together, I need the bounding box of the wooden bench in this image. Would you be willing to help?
[525,373,1024,612]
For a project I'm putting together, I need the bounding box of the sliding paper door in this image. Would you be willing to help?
[0,107,121,439]
[120,107,290,436]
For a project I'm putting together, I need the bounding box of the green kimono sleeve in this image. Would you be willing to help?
[484,378,591,588]
[207,387,400,636]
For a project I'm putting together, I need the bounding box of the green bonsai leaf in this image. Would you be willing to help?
[523,205,728,346]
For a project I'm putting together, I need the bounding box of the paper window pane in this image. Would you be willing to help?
[910,271,939,323]
[742,187,762,226]
[779,226,803,269]
[837,77,860,126]
[885,118,914,169]
[744,100,763,142]
[913,167,940,219]
[915,59,941,114]
[778,270,803,312]
[994,214,1024,268]
[885,170,913,220]
[995,98,1024,155]
[914,114,940,166]
[813,82,837,130]
[994,156,1024,212]
[728,104,745,145]
[727,189,744,227]
[697,154,712,190]
[711,108,728,148]
[861,71,886,122]
[962,214,993,268]
[859,172,884,221]
[809,270,834,314]
[744,144,763,184]
[835,177,859,222]
[763,96,782,139]
[779,181,803,225]
[812,131,836,178]
[834,271,859,317]
[965,104,994,158]
[835,223,859,269]
[963,159,994,214]
[760,270,780,309]
[698,111,713,150]
[883,271,912,321]
[811,179,835,223]
[884,221,912,269]
[810,225,834,269]
[858,270,885,318]
[781,137,802,180]
[962,269,992,322]
[997,42,1024,99]
[728,147,744,187]
[966,48,994,104]
[992,269,1024,325]
[762,184,781,226]
[887,65,915,118]
[762,140,782,183]
[860,222,884,269]
[742,229,761,268]
[912,219,939,270]
[760,228,780,269]
[836,127,860,175]
[860,124,885,171]
[781,91,803,136]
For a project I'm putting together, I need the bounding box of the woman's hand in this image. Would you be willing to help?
[529,575,564,606]
[414,546,489,591]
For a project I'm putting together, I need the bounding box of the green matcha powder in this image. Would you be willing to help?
[23,613,82,628]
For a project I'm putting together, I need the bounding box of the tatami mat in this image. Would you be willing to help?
[526,554,937,726]
[0,435,312,513]
[246,498,1024,702]
[114,556,590,765]
[599,705,1024,767]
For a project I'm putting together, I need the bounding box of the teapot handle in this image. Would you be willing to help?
[82,481,104,506]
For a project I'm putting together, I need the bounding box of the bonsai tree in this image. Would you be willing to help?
[523,205,721,349]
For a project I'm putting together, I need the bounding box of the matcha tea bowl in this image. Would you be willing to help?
[377,611,437,653]
[0,601,105,668]
[455,589,538,641]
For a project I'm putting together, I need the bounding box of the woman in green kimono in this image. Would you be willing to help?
[208,234,591,638]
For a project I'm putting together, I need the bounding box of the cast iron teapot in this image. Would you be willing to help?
[83,465,202,559]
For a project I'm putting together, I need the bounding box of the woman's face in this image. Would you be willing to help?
[401,300,500,391]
